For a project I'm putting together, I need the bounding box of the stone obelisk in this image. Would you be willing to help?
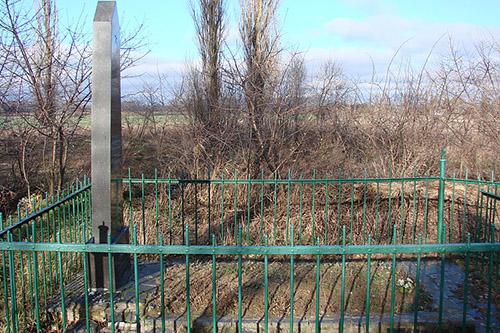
[90,1,130,290]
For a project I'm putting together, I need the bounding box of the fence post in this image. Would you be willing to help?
[437,150,446,243]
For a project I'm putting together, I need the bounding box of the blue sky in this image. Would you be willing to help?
[56,0,500,89]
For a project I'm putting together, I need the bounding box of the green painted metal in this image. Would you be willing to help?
[234,170,238,246]
[311,170,316,245]
[362,170,367,245]
[185,226,191,333]
[413,234,422,332]
[133,225,140,332]
[438,226,446,332]
[325,173,330,245]
[220,173,225,243]
[365,234,371,333]
[211,235,216,333]
[260,170,265,245]
[82,222,90,333]
[194,173,198,245]
[437,150,446,243]
[389,224,396,333]
[315,237,320,333]
[160,235,165,333]
[2,154,500,331]
[340,226,346,333]
[349,174,354,245]
[273,171,278,243]
[387,169,393,244]
[290,225,295,332]
[56,232,65,330]
[108,233,115,333]
[299,174,303,245]
[264,235,269,333]
[487,226,494,331]
[237,226,242,332]
[286,170,291,244]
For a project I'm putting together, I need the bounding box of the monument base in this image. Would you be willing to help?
[87,226,131,290]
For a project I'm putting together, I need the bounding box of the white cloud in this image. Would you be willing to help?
[319,13,500,79]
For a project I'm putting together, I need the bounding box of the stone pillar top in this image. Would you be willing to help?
[94,1,117,22]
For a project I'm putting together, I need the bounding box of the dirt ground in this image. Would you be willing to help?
[148,259,432,319]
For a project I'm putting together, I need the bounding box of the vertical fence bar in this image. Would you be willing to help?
[486,226,494,331]
[273,171,278,244]
[82,222,90,332]
[1,217,11,333]
[212,235,217,333]
[299,174,303,245]
[7,232,18,332]
[160,235,165,333]
[389,224,396,333]
[450,173,456,243]
[365,234,371,333]
[399,173,405,244]
[286,170,291,244]
[437,151,446,243]
[238,226,242,332]
[424,172,430,243]
[290,226,295,332]
[375,174,380,244]
[462,171,469,243]
[325,174,330,245]
[220,174,225,244]
[168,173,172,245]
[462,234,470,332]
[133,225,140,332]
[185,226,191,332]
[17,215,26,325]
[141,174,146,244]
[312,170,316,245]
[108,233,115,333]
[27,222,34,319]
[315,236,320,333]
[413,234,422,332]
[247,174,251,245]
[234,170,238,246]
[337,169,342,245]
[128,169,133,240]
[181,170,186,245]
[438,225,446,332]
[56,232,64,331]
[195,173,198,245]
[387,169,393,244]
[340,226,346,332]
[362,170,367,245]
[349,174,355,244]
[264,235,269,333]
[208,170,212,243]
[155,169,159,243]
[411,169,417,244]
[260,170,265,245]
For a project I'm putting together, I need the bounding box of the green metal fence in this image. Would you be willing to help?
[1,163,500,331]
[0,225,499,331]
[123,168,500,247]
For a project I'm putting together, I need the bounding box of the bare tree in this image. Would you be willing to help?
[0,0,149,194]
[0,0,92,193]
[191,0,226,130]
[239,0,281,173]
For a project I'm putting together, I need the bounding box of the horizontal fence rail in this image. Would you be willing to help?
[0,225,499,332]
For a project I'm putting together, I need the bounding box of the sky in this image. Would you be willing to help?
[54,0,500,93]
